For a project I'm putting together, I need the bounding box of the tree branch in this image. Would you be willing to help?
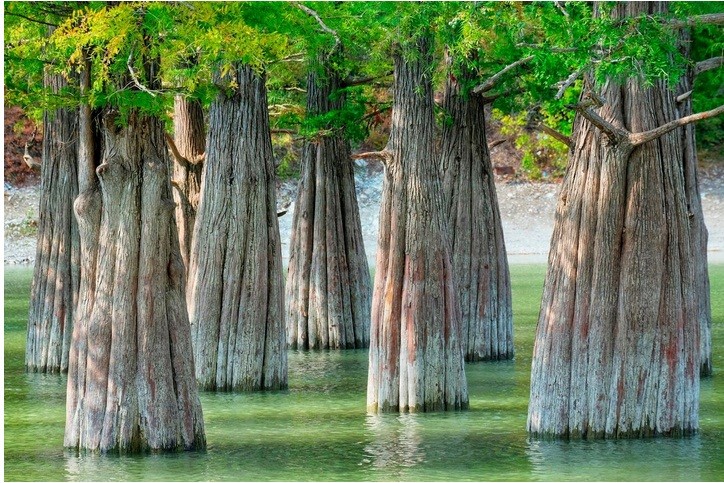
[294,2,341,54]
[354,150,393,164]
[5,11,58,27]
[473,55,534,94]
[165,133,205,166]
[342,71,393,88]
[554,1,569,19]
[629,104,724,147]
[676,90,693,103]
[538,123,572,148]
[479,89,516,104]
[271,129,298,135]
[695,56,724,77]
[570,103,629,142]
[488,139,507,150]
[670,13,724,28]
[554,69,582,100]
[127,50,161,97]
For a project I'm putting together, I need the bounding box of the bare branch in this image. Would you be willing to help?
[554,69,582,100]
[488,139,507,150]
[676,90,693,103]
[271,129,298,135]
[479,88,519,105]
[362,105,392,122]
[277,53,306,63]
[294,2,341,53]
[127,50,161,97]
[165,133,204,166]
[538,123,572,148]
[554,1,569,18]
[570,103,629,142]
[354,150,393,164]
[284,86,307,93]
[473,55,534,94]
[342,71,393,88]
[629,104,724,147]
[23,124,41,170]
[5,11,58,27]
[669,13,724,29]
[695,56,724,77]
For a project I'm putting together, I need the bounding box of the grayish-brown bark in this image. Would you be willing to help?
[678,31,712,377]
[440,64,513,362]
[186,64,287,391]
[171,96,205,272]
[286,57,371,350]
[528,2,699,439]
[65,108,206,453]
[366,36,468,413]
[65,51,205,452]
[26,70,80,373]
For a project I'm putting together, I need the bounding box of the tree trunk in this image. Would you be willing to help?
[528,2,698,440]
[64,107,206,453]
[677,32,712,377]
[366,36,468,413]
[26,71,80,373]
[65,51,205,452]
[440,63,513,362]
[186,64,287,391]
[286,57,372,350]
[171,96,205,272]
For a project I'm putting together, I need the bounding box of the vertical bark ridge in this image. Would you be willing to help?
[286,56,372,350]
[528,1,698,440]
[26,70,80,373]
[440,62,513,362]
[65,109,206,453]
[187,64,287,391]
[172,96,205,272]
[367,36,468,413]
[676,32,712,377]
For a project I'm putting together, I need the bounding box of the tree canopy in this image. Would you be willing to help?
[5,2,723,155]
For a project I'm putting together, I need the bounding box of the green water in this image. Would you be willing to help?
[4,265,724,481]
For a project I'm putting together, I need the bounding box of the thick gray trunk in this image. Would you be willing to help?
[26,71,80,373]
[367,37,468,413]
[528,4,698,440]
[65,109,206,453]
[186,64,287,391]
[440,64,513,362]
[171,96,205,272]
[286,58,371,350]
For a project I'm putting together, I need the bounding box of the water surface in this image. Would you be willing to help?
[5,265,723,481]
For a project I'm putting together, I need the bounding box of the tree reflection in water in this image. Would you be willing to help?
[363,413,425,472]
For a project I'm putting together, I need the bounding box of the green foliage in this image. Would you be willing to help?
[4,1,722,157]
[273,134,300,181]
[496,108,569,180]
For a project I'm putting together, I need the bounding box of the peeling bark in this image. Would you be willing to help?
[440,63,513,362]
[286,56,371,350]
[528,2,699,439]
[366,36,468,413]
[26,71,79,373]
[186,64,287,391]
